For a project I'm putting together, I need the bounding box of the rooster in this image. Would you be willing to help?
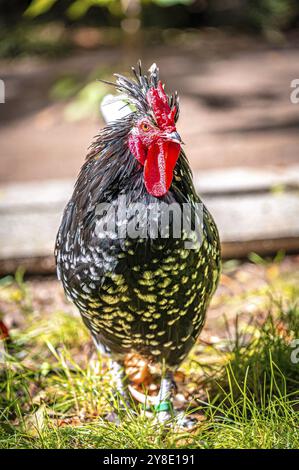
[55,62,221,426]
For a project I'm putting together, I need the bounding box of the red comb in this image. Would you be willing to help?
[146,81,176,130]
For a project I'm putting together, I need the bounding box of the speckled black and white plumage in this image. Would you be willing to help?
[55,64,221,371]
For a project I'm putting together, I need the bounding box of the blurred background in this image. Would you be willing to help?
[1,0,299,179]
[0,0,299,271]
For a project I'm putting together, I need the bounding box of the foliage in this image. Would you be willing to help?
[24,0,194,20]
[247,0,296,31]
[24,0,59,18]
[23,0,299,31]
[0,0,298,58]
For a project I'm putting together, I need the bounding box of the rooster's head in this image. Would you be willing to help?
[109,62,182,197]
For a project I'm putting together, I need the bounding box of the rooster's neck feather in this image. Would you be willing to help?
[71,114,196,223]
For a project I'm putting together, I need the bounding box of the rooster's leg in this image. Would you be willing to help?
[92,335,131,417]
[103,360,133,424]
[111,360,131,407]
[155,370,175,424]
[105,360,135,423]
[155,370,197,429]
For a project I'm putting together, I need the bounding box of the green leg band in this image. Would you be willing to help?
[154,401,172,413]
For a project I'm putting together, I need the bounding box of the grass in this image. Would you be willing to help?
[0,259,299,449]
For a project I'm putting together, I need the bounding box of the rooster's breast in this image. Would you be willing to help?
[56,191,220,368]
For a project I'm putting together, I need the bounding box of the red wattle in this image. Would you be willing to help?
[143,140,180,197]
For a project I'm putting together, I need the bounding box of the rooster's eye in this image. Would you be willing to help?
[141,122,150,132]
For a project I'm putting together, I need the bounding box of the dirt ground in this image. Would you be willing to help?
[1,32,299,184]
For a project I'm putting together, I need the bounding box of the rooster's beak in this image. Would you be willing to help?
[166,131,184,145]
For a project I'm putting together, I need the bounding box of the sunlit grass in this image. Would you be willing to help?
[0,260,299,449]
